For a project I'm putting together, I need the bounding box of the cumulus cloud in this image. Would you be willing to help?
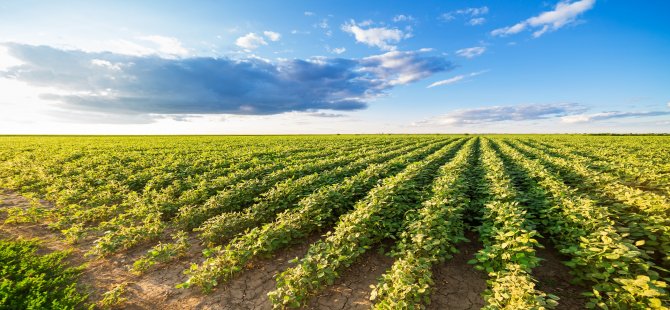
[235,33,267,50]
[0,43,452,121]
[561,111,670,123]
[304,11,315,16]
[441,6,489,25]
[455,46,486,58]
[427,70,487,88]
[359,50,454,86]
[421,103,586,126]
[492,0,595,38]
[341,20,410,51]
[263,31,281,42]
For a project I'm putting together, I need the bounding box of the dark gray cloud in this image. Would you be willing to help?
[424,103,586,125]
[1,43,453,120]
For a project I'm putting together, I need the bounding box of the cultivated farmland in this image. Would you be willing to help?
[1,135,669,309]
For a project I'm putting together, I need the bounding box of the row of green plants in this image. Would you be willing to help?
[89,139,409,256]
[475,138,556,309]
[510,139,670,267]
[173,139,408,230]
[176,138,455,292]
[369,138,475,308]
[494,140,669,309]
[195,140,429,244]
[131,140,438,274]
[533,137,670,197]
[519,139,670,216]
[67,144,331,230]
[0,239,87,309]
[267,138,468,308]
[2,136,364,242]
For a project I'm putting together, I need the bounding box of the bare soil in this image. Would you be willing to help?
[534,240,589,310]
[306,242,395,310]
[427,231,486,310]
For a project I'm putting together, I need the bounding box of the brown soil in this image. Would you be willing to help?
[427,231,486,310]
[306,243,395,310]
[533,241,589,310]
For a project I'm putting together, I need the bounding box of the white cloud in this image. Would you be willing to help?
[90,59,122,71]
[291,30,310,35]
[441,6,489,23]
[421,103,586,126]
[459,7,489,16]
[358,20,374,27]
[667,101,670,108]
[392,15,414,22]
[427,76,466,88]
[341,20,410,51]
[468,17,486,26]
[139,35,189,57]
[330,47,346,54]
[304,11,315,16]
[359,50,454,86]
[455,46,486,58]
[427,70,487,88]
[263,31,281,42]
[235,33,267,50]
[0,46,24,70]
[440,14,455,21]
[492,0,596,37]
[561,111,670,123]
[492,23,527,36]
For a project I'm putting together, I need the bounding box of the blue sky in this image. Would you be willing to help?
[1,0,669,133]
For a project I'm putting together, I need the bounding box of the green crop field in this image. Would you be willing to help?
[0,135,669,309]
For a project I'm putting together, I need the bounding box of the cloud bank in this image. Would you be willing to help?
[0,43,452,119]
[492,0,595,38]
[562,111,670,123]
[420,103,586,125]
[417,102,670,127]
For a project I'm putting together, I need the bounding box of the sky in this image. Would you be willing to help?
[1,0,669,134]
